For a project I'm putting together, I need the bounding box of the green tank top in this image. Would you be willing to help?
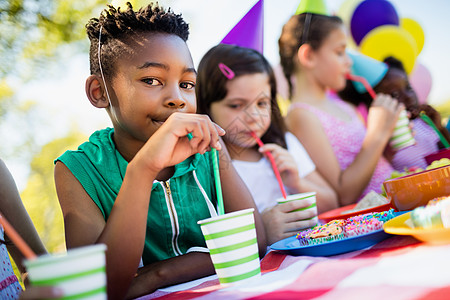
[55,128,218,265]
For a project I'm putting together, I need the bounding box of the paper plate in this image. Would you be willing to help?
[383,212,450,244]
[318,203,392,223]
[270,229,391,257]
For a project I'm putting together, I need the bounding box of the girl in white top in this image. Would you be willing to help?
[196,44,338,244]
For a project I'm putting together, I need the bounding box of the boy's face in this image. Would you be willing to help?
[375,68,418,111]
[108,33,196,143]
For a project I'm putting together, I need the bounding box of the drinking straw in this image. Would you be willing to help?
[250,132,287,199]
[419,112,450,148]
[211,148,225,215]
[0,212,37,260]
[345,73,377,100]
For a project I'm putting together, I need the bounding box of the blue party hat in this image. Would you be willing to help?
[347,51,388,93]
[221,0,264,53]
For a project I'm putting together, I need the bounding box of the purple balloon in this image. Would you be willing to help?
[350,0,399,45]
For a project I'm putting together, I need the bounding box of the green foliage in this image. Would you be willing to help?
[20,131,87,253]
[0,0,106,80]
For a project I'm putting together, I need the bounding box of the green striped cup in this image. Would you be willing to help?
[276,192,318,224]
[24,244,107,299]
[390,110,415,150]
[198,208,261,285]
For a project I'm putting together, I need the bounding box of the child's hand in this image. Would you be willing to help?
[135,112,225,174]
[258,143,300,191]
[366,94,404,140]
[262,202,317,245]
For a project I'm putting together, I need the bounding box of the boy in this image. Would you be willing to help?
[54,3,266,299]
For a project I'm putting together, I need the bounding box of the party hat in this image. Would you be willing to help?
[347,51,388,93]
[221,0,264,53]
[295,0,328,15]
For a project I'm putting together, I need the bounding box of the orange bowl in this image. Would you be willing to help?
[383,165,450,211]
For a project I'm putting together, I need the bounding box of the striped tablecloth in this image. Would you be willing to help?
[137,235,450,300]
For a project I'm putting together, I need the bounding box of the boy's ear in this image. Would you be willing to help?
[297,44,315,69]
[85,75,110,108]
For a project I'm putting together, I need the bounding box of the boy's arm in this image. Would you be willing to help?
[55,160,156,300]
[0,159,47,275]
[125,252,214,299]
[55,113,226,300]
[216,139,268,257]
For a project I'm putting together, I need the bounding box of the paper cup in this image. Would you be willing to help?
[390,110,415,150]
[24,244,107,299]
[276,192,318,224]
[197,208,261,285]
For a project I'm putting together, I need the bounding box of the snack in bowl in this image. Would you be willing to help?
[344,191,389,213]
[383,165,450,211]
[296,209,395,246]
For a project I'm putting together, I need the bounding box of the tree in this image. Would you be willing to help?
[20,131,87,252]
[0,0,107,80]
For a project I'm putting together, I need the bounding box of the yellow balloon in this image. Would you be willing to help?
[400,17,425,55]
[359,25,418,74]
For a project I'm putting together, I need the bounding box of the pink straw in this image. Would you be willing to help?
[0,213,37,260]
[250,132,287,199]
[345,73,376,100]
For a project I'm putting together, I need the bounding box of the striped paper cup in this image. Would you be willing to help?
[390,110,415,150]
[198,208,261,285]
[276,192,318,224]
[24,244,107,299]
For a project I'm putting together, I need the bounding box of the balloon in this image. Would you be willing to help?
[273,63,290,100]
[360,25,418,74]
[350,0,399,45]
[409,62,432,105]
[336,0,362,50]
[400,18,425,55]
[336,0,363,28]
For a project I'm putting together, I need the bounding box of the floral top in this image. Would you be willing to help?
[0,226,22,299]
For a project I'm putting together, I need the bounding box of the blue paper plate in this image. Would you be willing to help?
[270,212,407,257]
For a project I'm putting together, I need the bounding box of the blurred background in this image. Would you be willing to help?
[1,0,449,268]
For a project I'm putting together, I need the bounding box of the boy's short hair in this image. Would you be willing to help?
[86,2,189,80]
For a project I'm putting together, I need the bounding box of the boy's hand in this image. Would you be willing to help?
[258,143,300,191]
[136,113,225,174]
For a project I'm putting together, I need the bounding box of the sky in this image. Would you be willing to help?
[6,0,450,190]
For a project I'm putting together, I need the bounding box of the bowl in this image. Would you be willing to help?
[424,148,450,165]
[383,165,450,211]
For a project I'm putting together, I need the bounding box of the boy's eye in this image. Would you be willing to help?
[180,82,195,89]
[142,78,162,86]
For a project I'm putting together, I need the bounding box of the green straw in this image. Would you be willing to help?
[419,112,450,148]
[211,148,225,215]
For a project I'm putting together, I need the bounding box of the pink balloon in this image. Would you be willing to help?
[409,62,432,105]
[273,63,290,99]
